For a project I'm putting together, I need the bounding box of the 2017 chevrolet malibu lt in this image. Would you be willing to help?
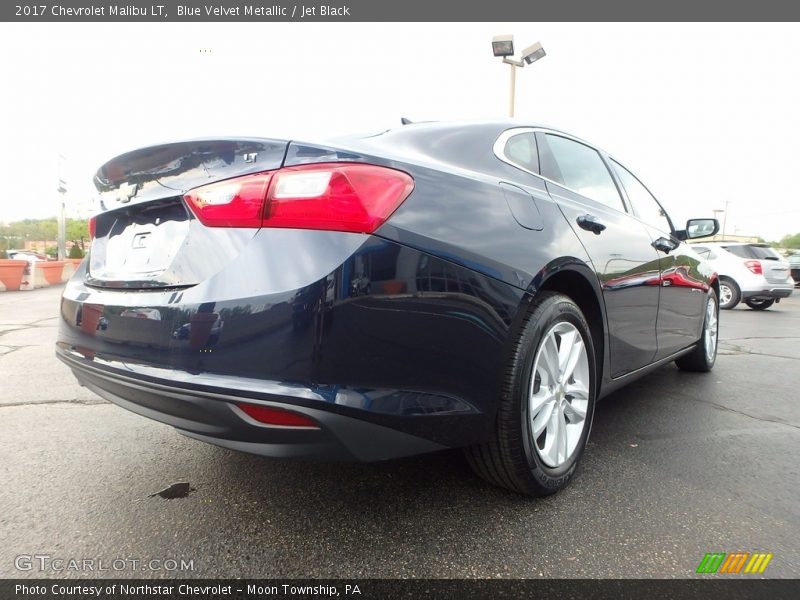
[57,121,720,496]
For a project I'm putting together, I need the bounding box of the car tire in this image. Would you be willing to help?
[745,298,776,310]
[676,289,718,372]
[718,277,740,310]
[465,292,596,496]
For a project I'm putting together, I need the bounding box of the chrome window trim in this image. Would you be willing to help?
[493,127,626,211]
[492,127,542,176]
[493,127,686,230]
[607,156,675,234]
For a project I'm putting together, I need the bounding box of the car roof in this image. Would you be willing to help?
[329,119,613,177]
[376,118,597,147]
[691,242,767,247]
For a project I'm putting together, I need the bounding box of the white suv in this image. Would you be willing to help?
[689,242,794,310]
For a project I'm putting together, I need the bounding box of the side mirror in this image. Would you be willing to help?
[675,218,719,241]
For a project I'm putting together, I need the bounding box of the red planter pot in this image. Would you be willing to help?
[0,259,28,291]
[38,261,66,285]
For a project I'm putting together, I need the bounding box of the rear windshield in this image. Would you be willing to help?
[723,245,781,260]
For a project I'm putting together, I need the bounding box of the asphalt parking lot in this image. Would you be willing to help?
[0,284,798,579]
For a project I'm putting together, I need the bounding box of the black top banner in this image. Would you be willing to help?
[3,0,800,22]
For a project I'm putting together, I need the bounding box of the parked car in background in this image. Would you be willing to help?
[6,250,47,262]
[57,121,721,496]
[788,252,800,287]
[690,242,794,310]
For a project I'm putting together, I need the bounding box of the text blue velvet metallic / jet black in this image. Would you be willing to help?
[57,121,718,477]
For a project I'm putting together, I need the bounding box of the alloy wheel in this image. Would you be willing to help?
[704,296,718,363]
[719,284,733,307]
[528,321,590,468]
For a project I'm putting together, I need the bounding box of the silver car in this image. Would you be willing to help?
[789,252,800,287]
[690,242,794,310]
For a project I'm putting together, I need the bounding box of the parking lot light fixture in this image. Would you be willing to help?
[492,35,514,57]
[492,36,546,118]
[522,42,546,65]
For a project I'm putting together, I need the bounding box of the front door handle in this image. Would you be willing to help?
[576,214,606,235]
[652,236,679,254]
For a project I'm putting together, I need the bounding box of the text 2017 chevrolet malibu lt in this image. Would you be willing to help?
[57,121,720,496]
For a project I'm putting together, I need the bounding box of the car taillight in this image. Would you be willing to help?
[182,163,414,233]
[264,164,414,233]
[184,172,274,228]
[745,260,762,275]
[88,216,96,240]
[235,402,319,428]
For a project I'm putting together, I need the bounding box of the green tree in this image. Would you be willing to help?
[779,233,800,249]
[66,218,90,248]
[0,217,89,251]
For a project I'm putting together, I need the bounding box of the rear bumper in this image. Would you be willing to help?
[741,286,794,301]
[57,346,447,461]
[57,230,524,459]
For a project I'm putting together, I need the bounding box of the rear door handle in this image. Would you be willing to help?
[576,214,606,235]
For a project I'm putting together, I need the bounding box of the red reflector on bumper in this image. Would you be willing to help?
[236,402,319,428]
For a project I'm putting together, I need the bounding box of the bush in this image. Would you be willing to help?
[46,247,58,258]
[68,244,84,259]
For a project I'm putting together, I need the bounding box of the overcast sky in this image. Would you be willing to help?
[0,22,798,240]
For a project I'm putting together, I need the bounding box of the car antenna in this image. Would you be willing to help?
[400,117,414,125]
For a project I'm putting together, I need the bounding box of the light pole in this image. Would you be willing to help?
[492,35,546,117]
[57,154,67,260]
[721,199,730,239]
[712,209,724,239]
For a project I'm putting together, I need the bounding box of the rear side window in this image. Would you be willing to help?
[724,245,781,260]
[610,160,672,234]
[504,133,539,173]
[540,134,624,211]
[693,246,718,260]
[748,245,781,260]
[724,246,748,258]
